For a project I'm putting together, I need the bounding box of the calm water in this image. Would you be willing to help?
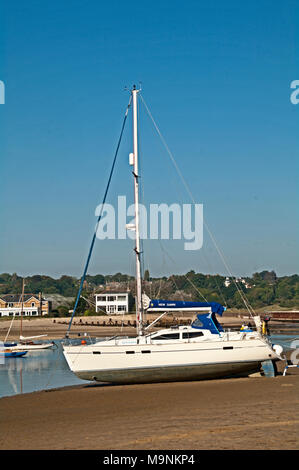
[0,341,84,398]
[0,334,298,398]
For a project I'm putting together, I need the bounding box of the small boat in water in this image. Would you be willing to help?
[3,280,55,351]
[10,336,55,351]
[0,349,28,358]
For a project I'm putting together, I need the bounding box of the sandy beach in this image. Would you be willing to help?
[1,371,298,450]
[1,316,298,450]
[0,316,139,340]
[0,314,272,341]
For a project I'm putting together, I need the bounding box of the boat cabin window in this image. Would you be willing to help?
[192,318,204,328]
[182,331,204,339]
[152,333,180,340]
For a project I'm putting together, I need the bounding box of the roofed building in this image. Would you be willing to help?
[0,293,51,317]
[95,291,134,315]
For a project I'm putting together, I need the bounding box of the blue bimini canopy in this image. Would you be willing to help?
[147,299,225,316]
[191,313,224,335]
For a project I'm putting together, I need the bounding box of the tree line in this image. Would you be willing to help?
[0,270,298,312]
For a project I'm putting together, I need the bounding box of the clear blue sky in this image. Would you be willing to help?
[0,0,298,279]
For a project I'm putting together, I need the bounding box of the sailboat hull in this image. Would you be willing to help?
[1,350,28,358]
[74,361,262,383]
[12,343,54,351]
[63,337,280,384]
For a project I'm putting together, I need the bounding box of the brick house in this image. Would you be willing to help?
[0,293,51,317]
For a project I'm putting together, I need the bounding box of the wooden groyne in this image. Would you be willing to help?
[266,311,299,322]
[53,317,191,328]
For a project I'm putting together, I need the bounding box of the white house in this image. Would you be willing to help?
[95,292,132,315]
[223,277,251,289]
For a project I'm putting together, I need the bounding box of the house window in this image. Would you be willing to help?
[107,296,116,302]
[118,305,126,312]
[117,295,126,301]
[107,305,117,314]
[31,302,35,307]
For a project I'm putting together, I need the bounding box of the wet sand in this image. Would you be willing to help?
[1,317,298,450]
[1,368,298,450]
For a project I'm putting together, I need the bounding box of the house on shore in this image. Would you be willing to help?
[0,293,51,317]
[95,291,134,315]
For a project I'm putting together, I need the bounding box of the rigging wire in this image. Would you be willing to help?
[139,93,255,318]
[65,94,132,337]
[157,239,209,302]
[137,100,210,304]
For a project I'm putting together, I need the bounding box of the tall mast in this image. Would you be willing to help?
[131,85,143,335]
[20,278,25,338]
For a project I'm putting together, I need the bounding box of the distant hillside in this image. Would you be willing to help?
[0,270,298,311]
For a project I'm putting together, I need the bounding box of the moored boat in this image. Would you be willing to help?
[2,279,55,351]
[0,349,28,358]
[62,86,284,384]
[63,301,283,384]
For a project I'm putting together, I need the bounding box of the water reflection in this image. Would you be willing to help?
[0,334,298,398]
[0,341,84,398]
[270,334,299,351]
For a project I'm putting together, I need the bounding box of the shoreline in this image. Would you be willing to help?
[1,317,298,450]
[1,315,298,341]
[1,373,298,450]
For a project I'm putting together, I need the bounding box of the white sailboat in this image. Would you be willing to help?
[11,336,54,351]
[3,279,55,351]
[63,86,283,384]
